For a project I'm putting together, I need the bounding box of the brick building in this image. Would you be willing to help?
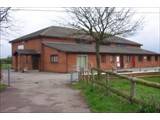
[9,26,160,73]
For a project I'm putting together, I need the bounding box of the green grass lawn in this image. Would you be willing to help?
[0,83,7,92]
[0,64,11,69]
[140,76,160,83]
[73,81,139,112]
[72,75,160,112]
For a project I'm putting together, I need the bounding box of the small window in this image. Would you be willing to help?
[147,56,151,61]
[155,56,158,61]
[138,56,143,62]
[126,56,131,63]
[101,55,106,63]
[50,55,58,63]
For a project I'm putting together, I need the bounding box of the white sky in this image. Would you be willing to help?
[0,7,160,58]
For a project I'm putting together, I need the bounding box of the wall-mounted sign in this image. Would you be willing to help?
[18,45,24,50]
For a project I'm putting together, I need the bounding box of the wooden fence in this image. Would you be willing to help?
[79,68,160,110]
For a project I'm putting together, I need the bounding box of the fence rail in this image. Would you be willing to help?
[79,67,160,110]
[92,68,160,89]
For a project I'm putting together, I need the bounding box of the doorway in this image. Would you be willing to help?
[120,55,124,68]
[77,55,88,71]
[32,55,40,70]
[116,55,124,68]
[15,55,18,71]
[131,56,136,68]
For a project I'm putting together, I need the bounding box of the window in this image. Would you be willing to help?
[126,56,131,63]
[155,56,158,61]
[138,56,143,62]
[101,55,106,63]
[147,56,151,61]
[50,55,58,63]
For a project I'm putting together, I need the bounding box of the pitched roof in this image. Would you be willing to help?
[44,42,158,55]
[103,36,142,46]
[10,26,141,46]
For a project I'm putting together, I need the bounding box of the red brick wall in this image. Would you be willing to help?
[39,47,160,72]
[42,45,67,73]
[11,37,75,71]
[117,55,160,69]
[67,53,77,72]
[11,37,160,72]
[66,54,118,71]
[11,38,42,70]
[135,56,159,68]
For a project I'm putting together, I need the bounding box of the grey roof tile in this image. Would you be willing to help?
[44,42,158,55]
[10,26,141,46]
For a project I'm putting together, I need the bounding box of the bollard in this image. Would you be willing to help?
[8,66,10,86]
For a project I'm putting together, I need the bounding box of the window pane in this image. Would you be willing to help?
[50,55,58,63]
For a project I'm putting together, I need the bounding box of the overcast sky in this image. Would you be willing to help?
[0,7,160,58]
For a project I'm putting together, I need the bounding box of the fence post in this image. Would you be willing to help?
[80,68,83,81]
[83,68,85,82]
[70,71,73,83]
[130,77,136,103]
[91,69,94,89]
[8,66,10,87]
[105,72,110,96]
[86,70,89,84]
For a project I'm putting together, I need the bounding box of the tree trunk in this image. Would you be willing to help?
[95,41,100,69]
[95,41,101,77]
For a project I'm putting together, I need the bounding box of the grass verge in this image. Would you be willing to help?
[0,64,11,69]
[0,83,7,92]
[72,75,160,112]
[139,76,160,83]
[72,81,139,112]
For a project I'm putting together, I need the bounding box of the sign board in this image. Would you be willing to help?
[18,45,24,50]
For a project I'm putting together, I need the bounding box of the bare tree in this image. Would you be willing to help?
[0,7,11,32]
[67,7,143,70]
[0,7,10,79]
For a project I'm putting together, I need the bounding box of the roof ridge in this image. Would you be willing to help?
[9,26,52,42]
[40,26,78,36]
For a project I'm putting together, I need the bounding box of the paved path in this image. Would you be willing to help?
[0,71,90,113]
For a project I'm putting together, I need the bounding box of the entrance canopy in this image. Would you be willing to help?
[13,49,40,56]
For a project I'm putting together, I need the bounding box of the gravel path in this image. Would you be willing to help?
[0,71,90,113]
